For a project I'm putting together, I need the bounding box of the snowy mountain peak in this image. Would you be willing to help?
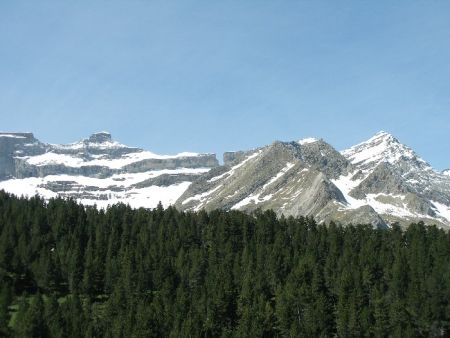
[372,130,395,140]
[362,130,401,147]
[443,169,450,177]
[341,131,429,172]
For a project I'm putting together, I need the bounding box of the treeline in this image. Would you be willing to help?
[0,191,449,337]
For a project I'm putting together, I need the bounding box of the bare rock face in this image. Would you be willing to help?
[298,139,353,179]
[0,133,45,179]
[123,155,219,172]
[223,151,248,166]
[350,162,410,199]
[176,139,387,228]
[316,204,387,228]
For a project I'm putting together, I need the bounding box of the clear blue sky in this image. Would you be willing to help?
[1,1,449,169]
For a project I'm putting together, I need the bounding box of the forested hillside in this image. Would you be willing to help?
[0,190,449,337]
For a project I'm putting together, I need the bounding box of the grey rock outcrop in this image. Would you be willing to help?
[298,139,353,179]
[316,204,387,228]
[350,162,410,199]
[88,131,112,143]
[223,151,248,166]
[123,155,219,173]
[0,133,45,179]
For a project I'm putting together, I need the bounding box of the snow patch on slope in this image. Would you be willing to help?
[0,134,27,139]
[0,168,210,209]
[181,184,224,211]
[25,153,86,167]
[432,201,450,224]
[231,162,295,209]
[208,150,262,183]
[332,173,429,219]
[20,150,204,169]
[0,178,58,200]
[365,194,416,218]
[79,182,192,209]
[0,177,192,209]
[299,137,319,145]
[231,193,273,210]
[331,173,365,209]
[263,162,295,189]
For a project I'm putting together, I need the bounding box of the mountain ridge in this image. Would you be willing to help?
[0,131,449,229]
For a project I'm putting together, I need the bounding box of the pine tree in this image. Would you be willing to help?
[44,293,64,337]
[16,293,48,338]
[0,284,12,336]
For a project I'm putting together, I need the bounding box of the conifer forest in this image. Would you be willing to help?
[0,191,449,337]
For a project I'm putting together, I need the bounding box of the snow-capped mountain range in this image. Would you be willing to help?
[0,132,217,209]
[1,131,449,228]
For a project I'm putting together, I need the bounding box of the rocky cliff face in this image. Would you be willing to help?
[0,133,45,179]
[175,139,388,228]
[1,130,449,229]
[0,132,218,208]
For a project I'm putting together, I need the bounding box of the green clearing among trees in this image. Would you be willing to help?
[0,191,449,337]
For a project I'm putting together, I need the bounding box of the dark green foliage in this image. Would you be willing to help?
[0,190,449,337]
[14,293,48,338]
[0,283,12,337]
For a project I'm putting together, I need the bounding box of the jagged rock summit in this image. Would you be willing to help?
[342,131,431,173]
[0,130,449,229]
[88,131,112,143]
